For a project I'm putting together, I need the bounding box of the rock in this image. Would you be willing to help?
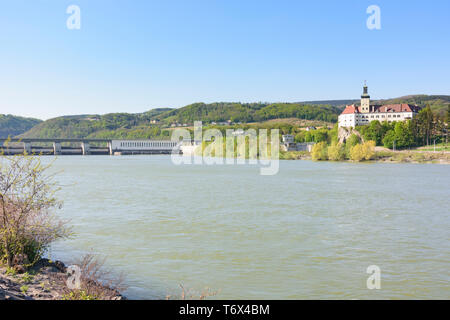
[42,266,60,273]
[338,127,364,144]
[13,265,26,274]
[12,254,30,266]
[54,260,66,273]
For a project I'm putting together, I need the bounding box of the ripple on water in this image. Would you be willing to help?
[46,156,450,299]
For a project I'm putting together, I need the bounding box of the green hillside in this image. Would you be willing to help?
[19,103,340,139]
[0,114,42,138]
[19,109,172,140]
[156,102,340,124]
[372,95,450,115]
[16,95,449,140]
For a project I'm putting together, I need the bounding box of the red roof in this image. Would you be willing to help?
[341,105,361,114]
[372,104,421,113]
[340,103,421,115]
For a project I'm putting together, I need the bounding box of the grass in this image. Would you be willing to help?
[374,150,450,163]
[280,151,310,160]
[62,290,97,300]
[20,285,29,294]
[5,266,17,276]
[21,272,34,283]
[416,142,450,152]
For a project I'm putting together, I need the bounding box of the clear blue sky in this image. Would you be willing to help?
[1,0,449,119]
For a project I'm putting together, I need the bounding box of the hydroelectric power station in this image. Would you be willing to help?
[0,138,183,156]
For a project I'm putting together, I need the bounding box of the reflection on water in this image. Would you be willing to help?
[46,156,450,299]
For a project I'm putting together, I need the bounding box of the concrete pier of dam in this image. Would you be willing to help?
[0,138,183,156]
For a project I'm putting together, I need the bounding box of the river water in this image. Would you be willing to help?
[46,155,449,299]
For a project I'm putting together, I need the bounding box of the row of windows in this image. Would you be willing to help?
[119,141,177,148]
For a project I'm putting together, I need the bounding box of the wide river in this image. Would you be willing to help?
[45,156,449,299]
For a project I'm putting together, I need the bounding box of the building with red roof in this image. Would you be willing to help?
[338,84,422,128]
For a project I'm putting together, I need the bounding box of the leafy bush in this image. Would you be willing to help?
[349,144,364,161]
[350,141,375,161]
[362,140,376,160]
[311,141,328,161]
[0,152,71,268]
[327,142,345,161]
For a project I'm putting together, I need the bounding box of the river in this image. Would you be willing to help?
[46,155,449,299]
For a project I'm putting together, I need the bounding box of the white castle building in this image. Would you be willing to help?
[338,84,422,128]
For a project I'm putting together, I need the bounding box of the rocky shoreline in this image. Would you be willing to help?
[0,258,125,300]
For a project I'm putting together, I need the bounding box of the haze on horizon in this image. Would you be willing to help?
[1,0,449,120]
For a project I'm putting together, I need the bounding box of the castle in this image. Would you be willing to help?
[338,84,422,128]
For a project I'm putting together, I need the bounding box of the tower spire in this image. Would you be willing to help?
[361,81,369,98]
[360,81,370,113]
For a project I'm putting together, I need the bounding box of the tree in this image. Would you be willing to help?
[0,152,70,268]
[345,134,360,158]
[361,140,376,160]
[349,144,365,161]
[327,142,345,161]
[382,130,396,149]
[393,121,414,148]
[414,105,434,146]
[350,141,375,161]
[311,141,328,161]
[362,121,383,145]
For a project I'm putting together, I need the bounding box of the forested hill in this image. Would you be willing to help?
[371,95,450,115]
[155,102,340,124]
[19,109,173,140]
[18,103,341,139]
[13,95,449,140]
[0,114,42,138]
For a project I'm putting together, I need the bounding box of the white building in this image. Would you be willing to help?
[110,140,179,153]
[338,84,422,128]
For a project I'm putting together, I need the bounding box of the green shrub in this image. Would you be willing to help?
[20,285,29,294]
[311,141,328,161]
[362,141,376,160]
[0,153,71,268]
[327,142,345,161]
[350,141,376,161]
[350,144,364,161]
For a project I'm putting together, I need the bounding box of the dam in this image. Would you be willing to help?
[0,138,182,155]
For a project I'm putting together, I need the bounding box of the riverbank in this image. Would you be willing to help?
[280,149,450,164]
[0,258,125,300]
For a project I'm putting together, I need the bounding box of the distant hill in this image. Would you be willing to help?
[0,114,42,138]
[371,95,450,115]
[19,109,172,140]
[19,102,341,139]
[299,99,358,108]
[154,102,340,124]
[16,94,449,140]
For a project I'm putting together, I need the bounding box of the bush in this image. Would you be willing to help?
[349,144,364,161]
[345,134,361,158]
[327,142,345,161]
[62,254,125,300]
[311,141,328,161]
[350,141,375,161]
[0,153,71,268]
[362,140,376,160]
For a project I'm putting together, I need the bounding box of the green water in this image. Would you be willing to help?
[47,156,449,299]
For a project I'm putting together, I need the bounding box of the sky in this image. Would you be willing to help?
[0,0,449,120]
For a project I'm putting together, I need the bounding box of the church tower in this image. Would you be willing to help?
[361,82,370,113]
